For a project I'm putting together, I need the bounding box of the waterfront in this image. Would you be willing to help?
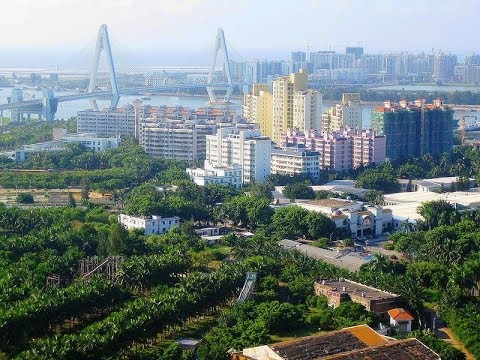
[372,84,480,92]
[0,87,478,129]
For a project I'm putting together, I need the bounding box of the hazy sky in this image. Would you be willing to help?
[1,0,479,66]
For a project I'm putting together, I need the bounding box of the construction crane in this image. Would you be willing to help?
[461,115,478,145]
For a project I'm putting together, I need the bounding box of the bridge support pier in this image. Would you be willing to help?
[42,89,58,121]
[206,28,234,104]
[88,24,120,110]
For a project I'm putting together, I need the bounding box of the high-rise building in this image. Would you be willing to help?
[292,51,307,63]
[272,69,308,144]
[346,46,364,60]
[465,54,480,65]
[244,70,322,144]
[77,108,137,137]
[140,118,218,162]
[77,105,238,138]
[371,99,454,161]
[455,64,480,84]
[310,51,335,71]
[205,127,272,184]
[293,90,323,133]
[433,53,457,81]
[322,93,362,132]
[242,84,274,139]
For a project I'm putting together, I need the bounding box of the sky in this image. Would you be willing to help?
[0,0,479,66]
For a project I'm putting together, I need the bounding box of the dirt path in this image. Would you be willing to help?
[436,326,475,360]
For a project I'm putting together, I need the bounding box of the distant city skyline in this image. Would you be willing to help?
[1,0,479,67]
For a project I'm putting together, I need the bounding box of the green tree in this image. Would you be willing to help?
[283,182,315,200]
[417,200,456,228]
[355,169,400,193]
[108,223,129,255]
[15,193,34,204]
[67,193,76,207]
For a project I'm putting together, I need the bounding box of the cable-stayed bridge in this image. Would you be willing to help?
[0,25,241,121]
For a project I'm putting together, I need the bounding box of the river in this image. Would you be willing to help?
[0,87,478,129]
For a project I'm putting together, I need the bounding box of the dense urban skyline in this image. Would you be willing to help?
[1,0,480,67]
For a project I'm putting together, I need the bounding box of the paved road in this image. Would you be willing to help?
[436,327,475,360]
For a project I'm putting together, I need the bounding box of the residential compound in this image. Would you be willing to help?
[77,106,137,137]
[371,99,454,161]
[235,48,463,84]
[139,118,218,162]
[78,105,237,138]
[5,129,120,162]
[243,69,323,144]
[271,146,320,181]
[282,128,386,172]
[205,126,272,184]
[455,54,480,84]
[321,93,362,132]
[78,105,239,162]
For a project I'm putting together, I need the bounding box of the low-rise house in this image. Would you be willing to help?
[194,226,228,245]
[118,214,180,235]
[314,278,402,319]
[388,308,414,333]
[10,131,121,162]
[294,198,393,237]
[186,163,242,188]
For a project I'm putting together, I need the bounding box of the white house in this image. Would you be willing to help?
[388,308,414,333]
[294,198,393,238]
[186,163,242,188]
[118,214,180,235]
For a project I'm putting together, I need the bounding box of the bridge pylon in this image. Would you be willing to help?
[88,24,119,110]
[206,28,234,104]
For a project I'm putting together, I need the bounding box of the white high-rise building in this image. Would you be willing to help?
[293,90,323,133]
[206,126,272,184]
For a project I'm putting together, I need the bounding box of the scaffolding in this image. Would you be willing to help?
[46,274,69,288]
[79,256,124,281]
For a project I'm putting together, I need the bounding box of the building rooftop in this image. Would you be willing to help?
[316,279,399,301]
[264,325,385,360]
[384,189,480,221]
[279,240,369,272]
[388,308,414,321]
[297,198,356,208]
[272,147,320,157]
[236,324,440,360]
[323,338,439,360]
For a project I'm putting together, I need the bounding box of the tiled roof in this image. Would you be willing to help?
[388,308,414,321]
[322,338,439,360]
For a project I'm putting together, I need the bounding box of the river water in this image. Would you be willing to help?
[0,87,478,129]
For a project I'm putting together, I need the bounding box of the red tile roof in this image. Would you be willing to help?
[388,308,414,321]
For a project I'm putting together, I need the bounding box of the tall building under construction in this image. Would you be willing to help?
[371,99,454,161]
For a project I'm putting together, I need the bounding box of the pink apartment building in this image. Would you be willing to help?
[282,127,386,172]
